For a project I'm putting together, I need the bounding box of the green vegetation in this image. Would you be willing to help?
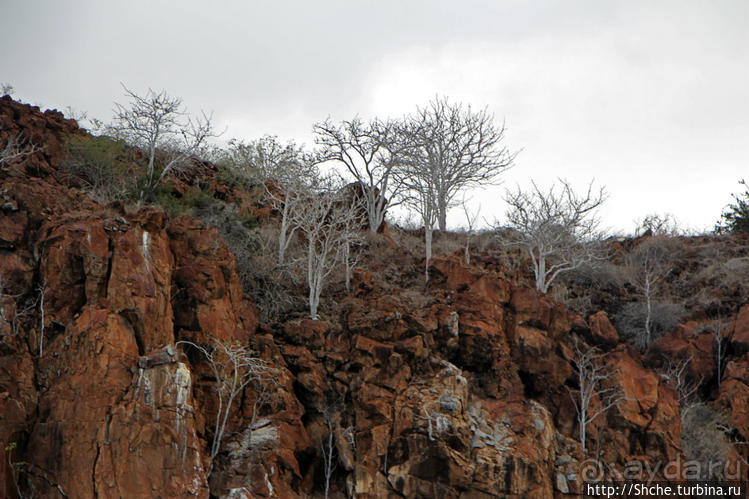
[4,441,26,497]
[61,134,130,200]
[716,179,749,234]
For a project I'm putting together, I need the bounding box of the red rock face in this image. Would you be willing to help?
[1,96,747,497]
[0,98,307,498]
[587,311,620,348]
[731,304,749,353]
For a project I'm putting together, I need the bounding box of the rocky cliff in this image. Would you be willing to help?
[1,97,747,497]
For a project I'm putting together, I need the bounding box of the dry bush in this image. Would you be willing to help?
[613,300,685,350]
[61,135,132,202]
[473,229,502,253]
[633,213,688,237]
[192,201,301,321]
[563,261,626,290]
[357,231,423,292]
[388,224,424,257]
[496,245,528,275]
[697,256,749,288]
[681,403,732,479]
[430,230,465,257]
[629,235,683,266]
[549,261,624,316]
[551,285,593,316]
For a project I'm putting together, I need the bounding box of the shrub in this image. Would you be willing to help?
[613,300,685,350]
[192,201,299,321]
[716,179,749,234]
[633,213,683,236]
[61,135,130,201]
[681,403,731,479]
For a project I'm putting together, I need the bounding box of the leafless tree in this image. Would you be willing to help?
[401,96,515,231]
[176,339,277,476]
[269,184,302,266]
[461,197,480,265]
[314,117,406,234]
[109,84,216,202]
[341,226,363,293]
[320,407,337,499]
[634,212,681,236]
[704,319,728,389]
[499,179,607,293]
[265,177,313,266]
[568,337,626,454]
[0,133,41,169]
[291,181,364,319]
[224,135,315,185]
[658,354,701,407]
[399,160,439,284]
[624,238,673,347]
[226,136,318,265]
[1,83,14,96]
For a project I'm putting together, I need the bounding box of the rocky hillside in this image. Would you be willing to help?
[1,96,747,497]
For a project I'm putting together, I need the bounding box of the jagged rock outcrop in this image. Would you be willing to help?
[1,97,747,497]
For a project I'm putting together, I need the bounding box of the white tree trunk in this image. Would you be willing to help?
[424,226,433,284]
[307,239,319,319]
[536,253,547,293]
[344,239,352,292]
[438,197,448,232]
[644,274,652,345]
[278,202,289,265]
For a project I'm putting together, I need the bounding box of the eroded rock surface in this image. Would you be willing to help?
[1,97,747,498]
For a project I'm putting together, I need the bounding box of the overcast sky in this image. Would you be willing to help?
[3,0,748,232]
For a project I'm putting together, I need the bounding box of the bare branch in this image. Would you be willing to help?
[497,179,607,293]
[461,196,481,265]
[314,117,406,234]
[225,135,315,186]
[0,133,41,169]
[108,84,218,202]
[568,337,627,455]
[176,339,277,477]
[400,95,516,231]
[290,179,365,318]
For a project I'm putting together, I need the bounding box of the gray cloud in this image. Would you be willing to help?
[2,0,748,231]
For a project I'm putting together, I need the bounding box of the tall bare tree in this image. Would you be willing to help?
[569,337,626,454]
[499,179,607,293]
[461,197,481,265]
[176,339,277,476]
[266,180,309,266]
[398,157,439,284]
[402,96,515,231]
[624,238,672,347]
[314,117,405,234]
[228,136,318,265]
[110,84,216,201]
[292,181,363,319]
[320,406,337,499]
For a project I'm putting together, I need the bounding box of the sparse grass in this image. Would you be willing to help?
[61,134,132,201]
